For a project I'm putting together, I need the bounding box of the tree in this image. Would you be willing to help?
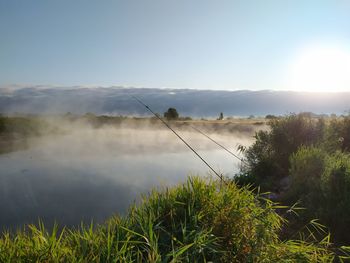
[218,112,224,120]
[164,108,179,120]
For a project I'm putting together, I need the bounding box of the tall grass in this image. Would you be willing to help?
[0,177,337,262]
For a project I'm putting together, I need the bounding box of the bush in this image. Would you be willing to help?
[236,113,350,245]
[323,116,350,152]
[321,152,350,243]
[287,147,350,244]
[238,114,325,190]
[288,147,327,203]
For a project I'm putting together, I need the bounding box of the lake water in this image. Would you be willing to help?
[0,127,253,230]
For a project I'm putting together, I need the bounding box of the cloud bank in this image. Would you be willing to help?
[0,86,349,116]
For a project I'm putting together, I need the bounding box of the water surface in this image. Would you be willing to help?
[0,127,252,230]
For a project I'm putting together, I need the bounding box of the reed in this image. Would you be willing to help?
[0,176,339,262]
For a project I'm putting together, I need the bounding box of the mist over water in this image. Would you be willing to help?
[0,125,254,230]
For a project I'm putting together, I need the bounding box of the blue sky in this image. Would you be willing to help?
[1,0,350,91]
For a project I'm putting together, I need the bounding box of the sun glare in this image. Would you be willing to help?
[287,44,350,92]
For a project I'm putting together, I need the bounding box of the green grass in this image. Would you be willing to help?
[0,177,339,262]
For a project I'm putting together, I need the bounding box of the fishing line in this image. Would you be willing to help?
[188,124,248,165]
[131,96,225,182]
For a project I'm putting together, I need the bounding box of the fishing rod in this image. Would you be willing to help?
[188,124,248,165]
[131,96,225,182]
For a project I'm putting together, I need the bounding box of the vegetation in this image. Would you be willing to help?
[2,113,350,260]
[0,115,59,154]
[0,115,53,136]
[235,113,350,245]
[287,148,350,244]
[0,177,339,262]
[218,112,224,120]
[265,114,277,119]
[164,108,179,120]
[237,114,324,190]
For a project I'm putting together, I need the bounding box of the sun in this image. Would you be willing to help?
[287,44,350,92]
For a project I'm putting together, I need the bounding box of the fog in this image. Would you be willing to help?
[0,122,255,230]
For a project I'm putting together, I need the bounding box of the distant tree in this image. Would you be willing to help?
[63,112,74,120]
[299,112,314,118]
[164,108,179,120]
[0,115,5,133]
[218,112,224,120]
[85,112,96,118]
[265,114,277,119]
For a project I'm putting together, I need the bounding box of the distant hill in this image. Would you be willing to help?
[0,86,349,117]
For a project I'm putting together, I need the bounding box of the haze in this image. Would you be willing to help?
[0,120,255,230]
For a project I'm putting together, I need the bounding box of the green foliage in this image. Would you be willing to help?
[237,114,325,190]
[323,116,350,152]
[236,113,350,245]
[288,147,326,202]
[164,108,179,120]
[284,147,350,244]
[321,152,350,243]
[0,177,336,262]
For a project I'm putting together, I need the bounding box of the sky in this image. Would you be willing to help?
[1,0,350,91]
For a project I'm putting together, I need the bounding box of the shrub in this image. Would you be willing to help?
[323,116,350,153]
[288,147,350,244]
[321,152,350,243]
[288,147,327,206]
[238,114,325,190]
[236,114,350,245]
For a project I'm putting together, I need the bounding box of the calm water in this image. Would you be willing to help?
[0,127,252,230]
